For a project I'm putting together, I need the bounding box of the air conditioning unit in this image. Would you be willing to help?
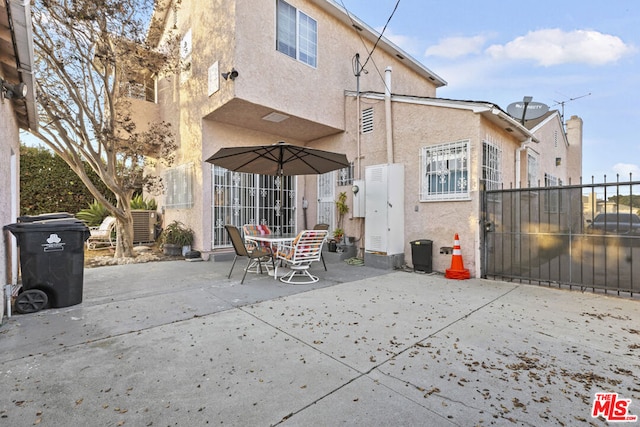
[131,210,157,244]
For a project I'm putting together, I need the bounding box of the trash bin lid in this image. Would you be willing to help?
[17,212,74,222]
[410,239,432,245]
[4,218,89,234]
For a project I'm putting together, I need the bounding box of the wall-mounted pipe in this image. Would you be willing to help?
[385,66,393,163]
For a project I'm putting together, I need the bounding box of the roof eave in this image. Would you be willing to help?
[313,0,447,88]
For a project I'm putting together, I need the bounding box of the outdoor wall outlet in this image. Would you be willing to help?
[440,246,453,255]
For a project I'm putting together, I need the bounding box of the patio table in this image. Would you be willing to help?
[245,233,298,277]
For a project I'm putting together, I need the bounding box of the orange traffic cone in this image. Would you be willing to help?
[445,233,470,280]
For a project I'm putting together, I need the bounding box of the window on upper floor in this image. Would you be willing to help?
[276,0,317,67]
[420,140,470,201]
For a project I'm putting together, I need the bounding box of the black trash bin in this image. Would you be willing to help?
[410,239,432,273]
[4,218,90,313]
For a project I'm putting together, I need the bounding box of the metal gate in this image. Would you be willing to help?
[212,166,296,248]
[483,178,640,296]
[317,171,335,231]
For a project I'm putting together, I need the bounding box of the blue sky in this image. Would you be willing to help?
[339,0,639,183]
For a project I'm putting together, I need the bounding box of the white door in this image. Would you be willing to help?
[317,172,335,231]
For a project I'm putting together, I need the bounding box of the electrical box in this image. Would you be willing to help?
[352,180,365,218]
[364,164,404,255]
[132,210,157,244]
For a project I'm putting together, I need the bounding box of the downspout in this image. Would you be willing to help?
[385,67,393,163]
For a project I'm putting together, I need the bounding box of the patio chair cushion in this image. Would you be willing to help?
[243,224,273,251]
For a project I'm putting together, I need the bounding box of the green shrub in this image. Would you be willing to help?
[130,194,157,210]
[76,200,110,226]
[20,144,115,215]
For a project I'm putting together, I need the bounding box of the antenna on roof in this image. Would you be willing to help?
[552,92,591,122]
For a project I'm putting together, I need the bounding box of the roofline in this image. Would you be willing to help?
[346,91,538,142]
[7,0,38,131]
[311,0,447,88]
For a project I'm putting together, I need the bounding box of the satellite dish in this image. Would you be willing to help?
[506,101,549,121]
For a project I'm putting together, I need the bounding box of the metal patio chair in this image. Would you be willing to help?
[225,225,274,284]
[274,230,328,284]
[86,216,117,250]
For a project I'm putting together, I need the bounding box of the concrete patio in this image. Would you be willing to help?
[1,252,639,426]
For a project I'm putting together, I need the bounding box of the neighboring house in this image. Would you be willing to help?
[141,0,581,277]
[1,0,37,320]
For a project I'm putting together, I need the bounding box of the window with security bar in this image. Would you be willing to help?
[482,141,502,190]
[544,173,561,213]
[337,162,354,186]
[421,140,470,201]
[164,163,194,209]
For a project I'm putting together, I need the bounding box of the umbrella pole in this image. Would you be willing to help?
[279,171,284,234]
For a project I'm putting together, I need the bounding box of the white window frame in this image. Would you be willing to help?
[276,0,317,68]
[420,140,470,201]
[164,163,194,209]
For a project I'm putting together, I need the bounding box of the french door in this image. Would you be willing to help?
[212,166,296,248]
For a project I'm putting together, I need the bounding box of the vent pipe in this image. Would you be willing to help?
[385,66,394,163]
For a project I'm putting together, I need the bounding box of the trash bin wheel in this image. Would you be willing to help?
[15,289,49,314]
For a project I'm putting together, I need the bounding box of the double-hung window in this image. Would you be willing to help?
[276,0,317,67]
[421,140,470,201]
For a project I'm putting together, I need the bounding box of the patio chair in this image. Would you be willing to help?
[274,230,328,284]
[225,225,274,284]
[242,224,274,251]
[313,223,329,271]
[86,216,117,250]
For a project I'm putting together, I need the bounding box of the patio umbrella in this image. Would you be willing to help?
[205,141,350,230]
[205,141,349,176]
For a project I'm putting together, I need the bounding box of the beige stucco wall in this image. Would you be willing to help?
[154,0,441,252]
[1,98,21,314]
[147,0,582,278]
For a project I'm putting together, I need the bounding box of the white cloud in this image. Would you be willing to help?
[612,163,640,178]
[425,35,489,59]
[378,27,421,56]
[486,29,636,66]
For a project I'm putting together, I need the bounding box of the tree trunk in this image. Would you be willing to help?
[114,193,135,258]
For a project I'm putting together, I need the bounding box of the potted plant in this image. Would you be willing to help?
[161,220,194,256]
[332,227,344,243]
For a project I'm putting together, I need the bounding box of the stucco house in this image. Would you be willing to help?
[1,0,37,320]
[143,0,582,277]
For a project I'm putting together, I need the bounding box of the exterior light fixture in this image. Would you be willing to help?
[221,68,239,81]
[1,78,27,100]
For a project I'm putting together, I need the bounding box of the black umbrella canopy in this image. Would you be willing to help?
[205,141,350,176]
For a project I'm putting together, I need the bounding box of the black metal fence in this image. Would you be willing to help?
[483,177,640,297]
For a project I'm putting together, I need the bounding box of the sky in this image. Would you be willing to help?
[338,0,639,183]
